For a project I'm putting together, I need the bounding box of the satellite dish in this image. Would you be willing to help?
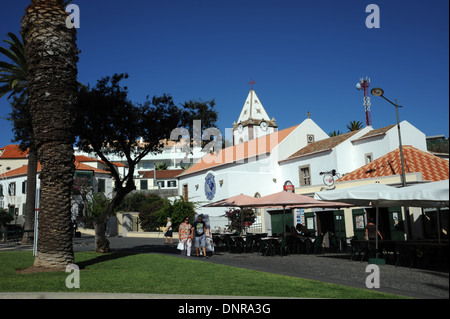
[356,83,361,90]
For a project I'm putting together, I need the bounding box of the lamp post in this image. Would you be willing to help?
[371,87,407,188]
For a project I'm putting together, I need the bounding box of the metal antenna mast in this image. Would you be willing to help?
[356,76,372,126]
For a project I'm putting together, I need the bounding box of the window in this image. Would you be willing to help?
[140,180,148,190]
[365,153,373,164]
[167,180,177,188]
[299,165,311,187]
[22,181,27,194]
[0,185,3,197]
[98,179,106,193]
[183,184,188,202]
[8,182,16,196]
[157,181,165,188]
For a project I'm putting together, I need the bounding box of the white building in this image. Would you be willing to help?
[74,139,206,173]
[177,89,330,230]
[177,89,441,238]
[0,154,118,225]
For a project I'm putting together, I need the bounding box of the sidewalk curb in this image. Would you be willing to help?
[0,292,301,299]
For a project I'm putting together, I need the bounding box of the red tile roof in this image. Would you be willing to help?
[75,162,110,174]
[3,156,111,178]
[3,163,42,178]
[179,124,299,177]
[75,155,100,162]
[0,145,29,159]
[138,169,186,179]
[351,124,397,143]
[339,145,449,182]
[283,130,361,162]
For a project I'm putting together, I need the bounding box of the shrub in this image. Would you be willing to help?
[225,208,255,233]
[138,195,172,231]
[0,209,14,226]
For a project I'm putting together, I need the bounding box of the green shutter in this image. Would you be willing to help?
[352,209,366,240]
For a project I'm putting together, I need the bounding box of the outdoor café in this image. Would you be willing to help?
[204,180,449,270]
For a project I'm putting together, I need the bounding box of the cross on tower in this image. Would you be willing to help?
[247,78,255,90]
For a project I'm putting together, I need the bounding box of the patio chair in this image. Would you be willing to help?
[349,238,366,262]
[279,237,290,256]
[292,236,302,254]
[232,236,245,254]
[304,238,313,254]
[223,235,232,252]
[313,235,324,254]
[212,236,225,253]
[243,235,255,253]
[258,238,275,256]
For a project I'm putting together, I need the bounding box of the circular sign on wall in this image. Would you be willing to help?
[283,180,295,193]
[204,172,216,200]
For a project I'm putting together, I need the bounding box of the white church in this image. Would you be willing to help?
[177,88,442,239]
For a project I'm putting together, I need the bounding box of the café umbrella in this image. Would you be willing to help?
[314,183,397,263]
[314,181,450,261]
[203,194,256,233]
[249,190,352,237]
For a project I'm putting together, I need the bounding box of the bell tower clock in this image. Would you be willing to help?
[233,87,277,145]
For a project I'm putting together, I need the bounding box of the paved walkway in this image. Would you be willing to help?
[1,235,448,299]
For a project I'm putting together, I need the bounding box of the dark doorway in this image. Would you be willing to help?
[366,207,405,240]
[316,211,334,235]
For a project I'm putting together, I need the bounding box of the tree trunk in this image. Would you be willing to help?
[94,219,110,253]
[22,0,79,270]
[22,148,37,245]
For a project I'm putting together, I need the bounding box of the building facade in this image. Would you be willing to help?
[177,89,447,241]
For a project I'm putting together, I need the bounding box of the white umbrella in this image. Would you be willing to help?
[382,180,449,243]
[314,183,399,263]
[378,180,449,208]
[314,180,450,258]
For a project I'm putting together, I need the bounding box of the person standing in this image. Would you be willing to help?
[192,214,207,257]
[364,218,383,240]
[178,217,192,256]
[164,217,173,244]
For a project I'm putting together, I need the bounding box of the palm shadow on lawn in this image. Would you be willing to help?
[76,252,137,270]
[75,244,181,269]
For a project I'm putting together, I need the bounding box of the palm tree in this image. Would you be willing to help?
[329,130,342,137]
[0,33,38,245]
[346,120,364,132]
[0,32,28,99]
[21,0,79,270]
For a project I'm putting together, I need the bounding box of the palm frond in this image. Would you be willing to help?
[0,32,28,100]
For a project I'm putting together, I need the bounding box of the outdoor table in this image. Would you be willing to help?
[350,240,449,267]
[258,237,282,256]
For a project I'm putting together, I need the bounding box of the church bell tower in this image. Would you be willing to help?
[233,89,277,145]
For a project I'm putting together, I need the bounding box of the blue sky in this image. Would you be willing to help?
[0,0,448,148]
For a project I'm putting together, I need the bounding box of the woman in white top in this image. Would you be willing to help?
[164,217,173,244]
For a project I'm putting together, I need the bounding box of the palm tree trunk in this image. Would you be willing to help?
[21,148,37,244]
[22,0,79,270]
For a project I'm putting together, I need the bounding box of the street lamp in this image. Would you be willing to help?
[371,87,407,187]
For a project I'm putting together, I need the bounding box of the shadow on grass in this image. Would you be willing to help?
[76,252,137,270]
[110,244,180,255]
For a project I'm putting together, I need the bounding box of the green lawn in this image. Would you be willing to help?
[0,251,407,298]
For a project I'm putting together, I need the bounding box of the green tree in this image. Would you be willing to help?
[346,121,364,132]
[137,195,172,232]
[0,32,27,99]
[0,32,38,245]
[169,197,197,231]
[22,0,79,269]
[329,130,342,137]
[75,74,182,252]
